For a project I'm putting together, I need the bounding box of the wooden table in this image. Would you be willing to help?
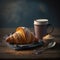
[0,28,60,59]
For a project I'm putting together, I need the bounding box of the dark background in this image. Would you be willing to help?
[0,0,60,28]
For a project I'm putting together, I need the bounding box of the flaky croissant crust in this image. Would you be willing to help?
[6,27,38,44]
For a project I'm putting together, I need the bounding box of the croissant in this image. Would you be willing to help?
[6,27,38,44]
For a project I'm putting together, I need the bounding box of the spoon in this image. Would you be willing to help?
[33,41,56,55]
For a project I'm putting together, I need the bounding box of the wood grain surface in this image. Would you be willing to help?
[0,27,60,59]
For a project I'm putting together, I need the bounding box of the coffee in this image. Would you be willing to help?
[34,19,48,39]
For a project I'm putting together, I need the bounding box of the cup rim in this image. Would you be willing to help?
[35,19,48,22]
[34,19,48,25]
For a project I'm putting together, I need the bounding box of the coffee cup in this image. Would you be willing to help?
[34,19,54,40]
